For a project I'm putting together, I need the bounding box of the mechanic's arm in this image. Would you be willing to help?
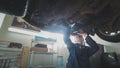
[63,27,74,49]
[85,35,99,56]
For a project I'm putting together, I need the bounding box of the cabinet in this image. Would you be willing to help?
[29,38,57,68]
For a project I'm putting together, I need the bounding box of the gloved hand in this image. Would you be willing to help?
[77,29,88,39]
[78,29,85,33]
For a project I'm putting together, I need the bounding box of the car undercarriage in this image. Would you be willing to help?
[0,0,120,42]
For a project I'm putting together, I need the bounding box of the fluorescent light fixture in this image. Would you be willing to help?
[8,26,63,39]
[0,13,5,28]
[8,26,46,37]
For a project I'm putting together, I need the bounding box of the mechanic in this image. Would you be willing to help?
[63,27,99,68]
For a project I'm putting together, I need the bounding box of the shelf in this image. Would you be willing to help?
[29,39,57,68]
[31,51,56,54]
[0,47,23,68]
[34,36,56,42]
[0,40,20,43]
[34,65,56,68]
[32,40,54,45]
[0,47,22,52]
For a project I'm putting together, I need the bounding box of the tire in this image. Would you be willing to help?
[96,28,120,42]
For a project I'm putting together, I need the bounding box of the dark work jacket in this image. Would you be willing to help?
[64,29,99,68]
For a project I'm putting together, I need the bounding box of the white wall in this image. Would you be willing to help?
[0,15,33,46]
[0,13,5,28]
[104,45,120,54]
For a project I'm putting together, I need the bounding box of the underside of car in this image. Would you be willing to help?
[0,0,120,42]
